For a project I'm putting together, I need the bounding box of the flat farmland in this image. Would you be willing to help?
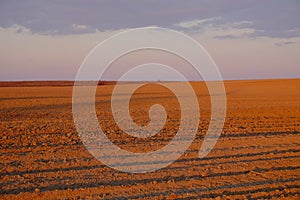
[1,79,300,199]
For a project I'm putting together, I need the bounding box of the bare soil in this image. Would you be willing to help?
[0,79,300,199]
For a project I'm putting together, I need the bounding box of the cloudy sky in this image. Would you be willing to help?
[0,0,299,80]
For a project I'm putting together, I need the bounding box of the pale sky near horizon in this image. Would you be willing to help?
[0,0,299,81]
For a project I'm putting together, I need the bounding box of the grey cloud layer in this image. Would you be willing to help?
[0,0,299,38]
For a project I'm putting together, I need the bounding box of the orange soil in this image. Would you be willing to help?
[0,79,300,199]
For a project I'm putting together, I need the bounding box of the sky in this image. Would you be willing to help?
[0,0,300,81]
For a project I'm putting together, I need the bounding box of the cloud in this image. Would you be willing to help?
[72,24,88,30]
[175,17,220,29]
[0,0,299,39]
[0,24,32,34]
[175,18,256,39]
[71,24,97,34]
[213,28,255,39]
[274,41,297,46]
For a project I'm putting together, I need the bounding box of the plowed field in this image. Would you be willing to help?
[1,79,300,199]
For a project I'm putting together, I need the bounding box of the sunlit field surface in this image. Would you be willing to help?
[1,79,300,199]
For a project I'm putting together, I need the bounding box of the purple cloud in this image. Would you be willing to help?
[0,0,299,38]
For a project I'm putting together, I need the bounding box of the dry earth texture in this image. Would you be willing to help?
[0,79,300,199]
